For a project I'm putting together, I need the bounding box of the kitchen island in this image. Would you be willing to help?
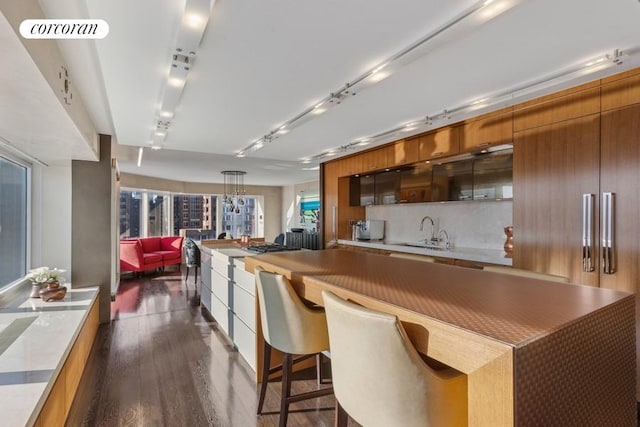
[245,249,635,427]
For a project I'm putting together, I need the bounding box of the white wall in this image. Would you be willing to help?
[282,185,296,232]
[366,200,512,250]
[31,162,72,283]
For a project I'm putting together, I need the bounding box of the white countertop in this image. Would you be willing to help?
[337,239,512,266]
[215,248,256,258]
[0,285,99,427]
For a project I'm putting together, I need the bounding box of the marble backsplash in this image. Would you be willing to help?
[365,200,513,250]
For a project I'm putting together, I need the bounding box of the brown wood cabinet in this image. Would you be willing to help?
[321,161,339,246]
[360,146,390,172]
[601,69,640,111]
[338,176,365,239]
[35,297,99,426]
[513,114,601,286]
[599,104,640,399]
[336,154,363,177]
[417,126,460,161]
[513,82,601,132]
[389,139,419,166]
[460,108,513,152]
[514,102,640,399]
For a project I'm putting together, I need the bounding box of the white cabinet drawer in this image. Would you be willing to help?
[201,284,212,314]
[233,315,256,371]
[233,284,255,331]
[211,257,230,278]
[233,267,255,295]
[211,270,229,306]
[212,295,230,335]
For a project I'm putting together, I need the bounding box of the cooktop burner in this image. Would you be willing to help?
[246,244,301,253]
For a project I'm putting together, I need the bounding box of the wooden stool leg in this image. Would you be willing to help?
[257,341,272,415]
[335,401,349,427]
[279,353,293,427]
[316,353,323,387]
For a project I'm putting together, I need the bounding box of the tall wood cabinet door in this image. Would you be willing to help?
[600,105,640,293]
[321,161,339,246]
[513,114,600,286]
[600,104,640,401]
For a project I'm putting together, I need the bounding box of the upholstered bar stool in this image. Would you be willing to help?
[255,266,333,427]
[483,265,570,283]
[322,290,468,427]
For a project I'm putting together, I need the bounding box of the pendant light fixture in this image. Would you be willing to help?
[221,170,246,214]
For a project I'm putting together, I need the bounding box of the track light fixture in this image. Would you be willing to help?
[146,0,215,150]
[236,0,518,158]
[303,47,634,165]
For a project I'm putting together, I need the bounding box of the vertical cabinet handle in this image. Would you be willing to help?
[601,192,615,274]
[332,206,337,242]
[582,194,595,272]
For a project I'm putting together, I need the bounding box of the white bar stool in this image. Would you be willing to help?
[255,266,333,427]
[322,290,468,427]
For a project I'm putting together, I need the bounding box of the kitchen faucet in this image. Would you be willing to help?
[437,229,451,250]
[420,216,436,242]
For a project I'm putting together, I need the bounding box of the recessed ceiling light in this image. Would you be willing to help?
[159,111,173,118]
[255,141,264,149]
[301,159,311,164]
[302,166,320,171]
[277,128,289,135]
[151,145,162,151]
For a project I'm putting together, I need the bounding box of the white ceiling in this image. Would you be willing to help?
[5,0,640,185]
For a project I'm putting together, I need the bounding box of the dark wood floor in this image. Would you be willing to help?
[66,268,341,426]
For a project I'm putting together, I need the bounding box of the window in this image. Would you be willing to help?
[0,155,28,289]
[222,197,258,237]
[147,192,170,236]
[119,190,141,238]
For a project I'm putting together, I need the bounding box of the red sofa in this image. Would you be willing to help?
[120,236,184,273]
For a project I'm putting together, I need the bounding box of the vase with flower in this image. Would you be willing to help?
[26,267,68,301]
